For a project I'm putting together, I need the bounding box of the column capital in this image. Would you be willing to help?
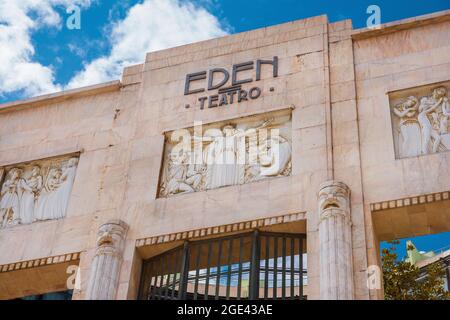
[318,180,351,221]
[86,219,128,300]
[95,220,128,256]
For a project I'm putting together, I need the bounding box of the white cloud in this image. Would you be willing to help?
[66,0,228,89]
[0,0,93,98]
[68,43,86,58]
[0,0,227,100]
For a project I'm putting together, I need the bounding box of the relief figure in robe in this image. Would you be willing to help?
[185,160,205,191]
[162,151,195,196]
[53,158,78,219]
[439,94,450,135]
[392,96,421,157]
[18,166,43,224]
[418,87,446,154]
[0,168,22,227]
[203,120,272,190]
[35,168,63,221]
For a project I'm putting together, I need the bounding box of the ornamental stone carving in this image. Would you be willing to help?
[86,220,128,300]
[0,156,79,228]
[318,181,354,300]
[391,84,450,158]
[159,110,292,198]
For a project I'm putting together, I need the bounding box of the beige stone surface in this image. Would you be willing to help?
[0,259,80,300]
[0,9,449,300]
[373,199,450,241]
[353,12,450,300]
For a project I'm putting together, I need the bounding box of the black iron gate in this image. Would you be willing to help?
[138,230,306,300]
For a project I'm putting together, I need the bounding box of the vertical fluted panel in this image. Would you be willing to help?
[318,181,354,300]
[86,220,128,300]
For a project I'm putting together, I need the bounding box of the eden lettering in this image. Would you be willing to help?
[183,56,278,110]
[185,56,278,95]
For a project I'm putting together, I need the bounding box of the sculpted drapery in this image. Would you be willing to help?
[0,156,79,228]
[159,112,292,198]
[18,166,42,224]
[392,86,450,158]
[0,168,22,227]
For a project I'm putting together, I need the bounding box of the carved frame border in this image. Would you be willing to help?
[370,190,450,212]
[136,211,306,248]
[386,79,450,160]
[0,151,82,229]
[0,252,81,274]
[0,151,82,189]
[157,107,294,199]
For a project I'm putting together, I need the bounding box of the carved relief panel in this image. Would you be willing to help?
[0,155,79,228]
[390,82,450,159]
[159,109,292,198]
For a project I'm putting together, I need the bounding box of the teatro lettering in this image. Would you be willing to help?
[184,56,278,109]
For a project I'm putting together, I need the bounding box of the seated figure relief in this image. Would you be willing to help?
[392,85,450,158]
[159,111,292,198]
[0,157,79,228]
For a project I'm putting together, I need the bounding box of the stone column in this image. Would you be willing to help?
[318,181,354,300]
[86,220,128,300]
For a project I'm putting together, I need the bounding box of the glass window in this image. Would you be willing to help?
[139,231,307,300]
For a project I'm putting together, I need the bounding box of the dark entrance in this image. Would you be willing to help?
[138,231,306,300]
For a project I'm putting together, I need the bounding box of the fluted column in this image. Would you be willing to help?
[318,181,354,300]
[86,220,128,300]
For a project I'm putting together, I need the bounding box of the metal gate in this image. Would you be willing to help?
[138,230,306,300]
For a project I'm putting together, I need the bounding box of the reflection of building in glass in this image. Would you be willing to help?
[139,231,307,300]
[406,241,450,292]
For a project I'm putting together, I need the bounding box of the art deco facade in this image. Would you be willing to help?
[0,10,449,300]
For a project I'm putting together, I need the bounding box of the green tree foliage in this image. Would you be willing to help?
[382,240,449,300]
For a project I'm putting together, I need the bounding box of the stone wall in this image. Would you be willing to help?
[0,10,449,300]
[353,14,450,300]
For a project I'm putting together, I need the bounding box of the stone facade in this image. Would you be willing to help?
[86,220,128,300]
[0,10,449,300]
[159,109,292,197]
[390,82,450,158]
[0,155,79,228]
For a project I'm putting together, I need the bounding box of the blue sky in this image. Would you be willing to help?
[1,0,449,103]
[381,232,450,261]
[213,0,450,31]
